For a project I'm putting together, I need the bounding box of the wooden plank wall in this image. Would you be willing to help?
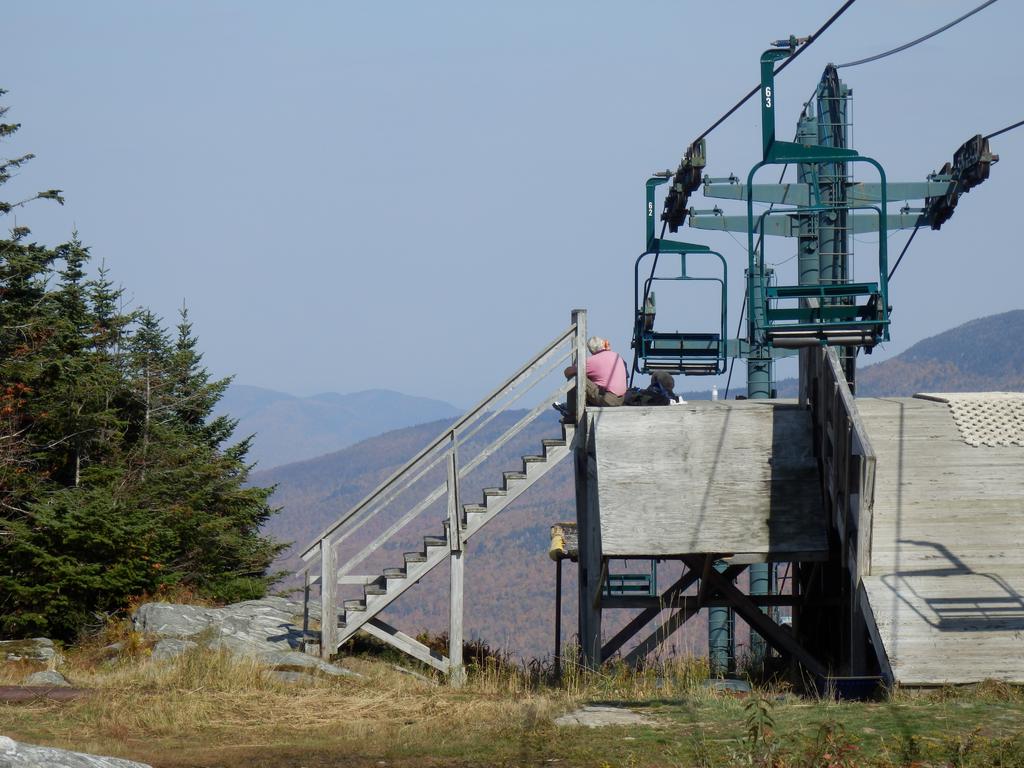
[590,402,827,559]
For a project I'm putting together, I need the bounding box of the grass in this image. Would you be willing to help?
[3,641,1024,767]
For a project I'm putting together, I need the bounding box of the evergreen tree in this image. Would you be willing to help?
[0,89,283,640]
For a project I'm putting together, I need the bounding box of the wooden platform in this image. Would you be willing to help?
[588,402,828,560]
[857,395,1024,685]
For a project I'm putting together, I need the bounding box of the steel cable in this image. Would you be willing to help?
[985,119,1024,140]
[690,0,858,146]
[837,0,999,68]
[887,224,921,281]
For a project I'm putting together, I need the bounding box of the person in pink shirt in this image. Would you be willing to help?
[556,336,627,421]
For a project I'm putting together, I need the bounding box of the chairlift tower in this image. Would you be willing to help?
[629,37,997,675]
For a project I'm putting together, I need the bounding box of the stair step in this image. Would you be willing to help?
[404,551,426,564]
[523,454,545,464]
[344,599,366,611]
[364,582,387,596]
[542,438,567,449]
[483,487,507,497]
[503,471,527,483]
[442,518,467,533]
[383,567,407,579]
[463,503,487,515]
[423,535,447,548]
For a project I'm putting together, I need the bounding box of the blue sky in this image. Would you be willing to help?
[3,1,1020,405]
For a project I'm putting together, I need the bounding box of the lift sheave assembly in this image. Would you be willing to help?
[634,37,998,391]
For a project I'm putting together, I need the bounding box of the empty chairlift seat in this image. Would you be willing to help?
[762,281,887,348]
[632,243,728,376]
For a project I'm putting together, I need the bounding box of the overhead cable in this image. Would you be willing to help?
[887,224,921,281]
[691,0,858,146]
[985,119,1024,140]
[837,0,999,68]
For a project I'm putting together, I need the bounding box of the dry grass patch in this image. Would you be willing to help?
[0,644,571,764]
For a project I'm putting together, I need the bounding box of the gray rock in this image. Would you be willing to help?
[0,638,58,663]
[22,670,70,688]
[132,604,215,640]
[554,705,655,728]
[133,597,309,656]
[0,734,151,767]
[130,597,346,680]
[150,638,197,662]
[255,650,361,678]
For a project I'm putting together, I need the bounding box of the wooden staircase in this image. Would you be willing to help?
[334,424,574,646]
[296,311,589,680]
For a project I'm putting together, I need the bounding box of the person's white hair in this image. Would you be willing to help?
[587,336,608,355]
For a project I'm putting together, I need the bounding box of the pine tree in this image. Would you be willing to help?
[0,89,284,639]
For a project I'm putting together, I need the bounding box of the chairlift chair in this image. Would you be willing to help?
[632,244,728,376]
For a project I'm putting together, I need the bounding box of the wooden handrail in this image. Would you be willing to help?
[299,323,578,560]
[811,347,877,583]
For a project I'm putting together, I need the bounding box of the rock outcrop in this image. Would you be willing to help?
[0,735,150,767]
[0,638,58,664]
[21,670,69,688]
[132,596,355,681]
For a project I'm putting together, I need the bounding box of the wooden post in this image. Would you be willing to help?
[571,309,601,666]
[320,538,337,661]
[447,435,466,687]
[554,557,562,680]
[302,571,311,654]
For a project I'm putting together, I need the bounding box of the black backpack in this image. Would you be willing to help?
[624,372,677,406]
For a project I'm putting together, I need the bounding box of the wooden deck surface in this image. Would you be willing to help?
[588,402,827,560]
[858,395,1024,685]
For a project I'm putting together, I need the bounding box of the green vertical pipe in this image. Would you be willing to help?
[816,72,857,384]
[749,562,770,664]
[746,265,774,399]
[708,561,735,675]
[796,110,820,288]
[746,263,775,661]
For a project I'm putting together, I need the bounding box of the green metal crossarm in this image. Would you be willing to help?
[690,211,927,236]
[703,180,954,207]
[766,306,881,323]
[767,282,878,299]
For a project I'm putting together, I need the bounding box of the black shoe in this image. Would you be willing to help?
[552,402,570,417]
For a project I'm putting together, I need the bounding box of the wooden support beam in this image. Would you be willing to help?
[624,601,702,667]
[684,555,827,677]
[449,550,465,686]
[572,309,603,667]
[363,618,449,674]
[697,554,715,606]
[302,571,311,653]
[447,443,466,687]
[601,569,700,662]
[601,565,746,662]
[601,594,800,610]
[320,538,337,661]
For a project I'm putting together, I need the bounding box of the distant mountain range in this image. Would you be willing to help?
[216,385,461,469]
[255,310,1024,661]
[854,309,1024,395]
